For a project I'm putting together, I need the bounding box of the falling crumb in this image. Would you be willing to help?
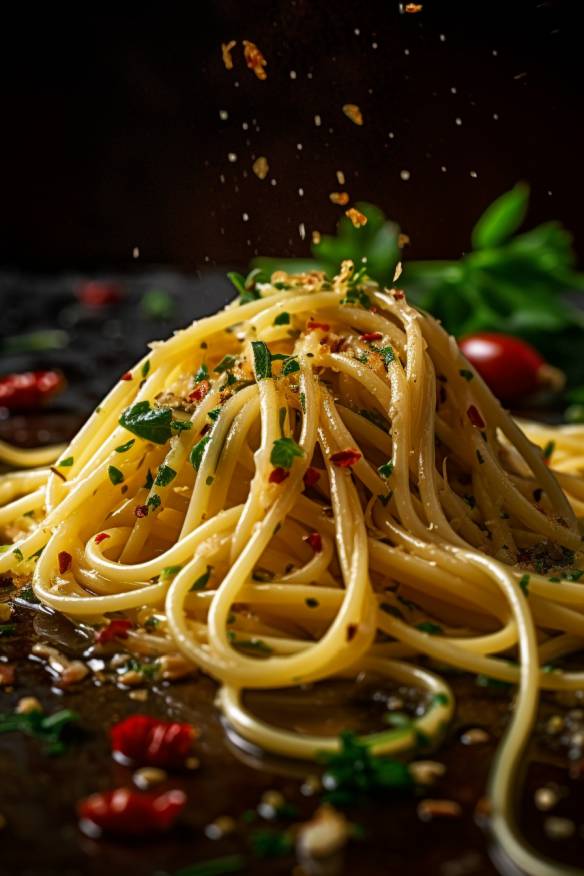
[242,122,249,130]
[227,153,238,163]
[342,104,363,125]
[219,110,228,121]
[314,114,322,126]
[312,230,321,245]
[534,786,560,812]
[460,727,489,745]
[16,696,43,715]
[329,192,350,206]
[336,170,346,185]
[398,233,410,248]
[493,113,499,120]
[252,156,269,179]
[270,178,277,186]
[354,28,360,35]
[393,262,403,282]
[492,49,498,56]
[243,40,267,80]
[400,169,411,181]
[470,170,478,179]
[221,41,237,70]
[450,86,457,94]
[544,817,575,840]
[417,799,462,821]
[372,42,378,49]
[345,207,368,228]
[439,33,446,42]
[404,48,410,55]
[132,247,140,259]
[402,2,423,12]
[441,166,447,172]
[290,70,297,79]
[298,187,304,197]
[455,117,462,126]
[242,213,249,222]
[299,223,306,240]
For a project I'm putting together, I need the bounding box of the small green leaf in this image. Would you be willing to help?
[160,565,182,580]
[191,565,213,591]
[57,457,74,467]
[147,494,161,510]
[108,465,124,485]
[274,312,290,325]
[208,408,221,421]
[155,464,177,487]
[379,346,395,367]
[270,437,304,469]
[377,460,394,479]
[13,547,24,563]
[214,355,237,374]
[472,182,530,250]
[281,356,300,376]
[519,573,530,596]
[141,360,151,378]
[459,369,474,381]
[119,401,174,445]
[190,436,211,470]
[251,341,272,379]
[194,363,209,383]
[115,439,135,453]
[416,621,443,635]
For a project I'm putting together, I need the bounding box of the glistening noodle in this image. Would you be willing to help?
[2,260,584,876]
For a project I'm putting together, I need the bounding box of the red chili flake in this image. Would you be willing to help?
[78,787,186,837]
[111,715,197,768]
[120,371,133,381]
[307,320,330,332]
[330,448,361,468]
[0,370,64,410]
[58,551,72,575]
[188,380,210,402]
[359,332,382,342]
[135,504,148,518]
[77,281,124,310]
[346,623,358,642]
[0,664,15,686]
[467,405,485,429]
[269,467,289,484]
[393,290,405,300]
[95,619,133,645]
[304,531,323,553]
[370,306,379,314]
[94,533,110,545]
[303,467,321,488]
[243,40,268,80]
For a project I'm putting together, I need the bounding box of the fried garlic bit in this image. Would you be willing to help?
[221,40,237,70]
[312,230,321,245]
[342,103,363,125]
[243,40,267,80]
[345,207,368,228]
[329,191,350,206]
[252,156,269,180]
[403,3,423,13]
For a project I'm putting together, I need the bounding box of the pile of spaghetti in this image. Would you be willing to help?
[2,261,584,875]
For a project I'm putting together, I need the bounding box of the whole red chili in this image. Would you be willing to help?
[303,467,321,488]
[269,467,289,484]
[77,280,124,310]
[189,380,210,402]
[359,332,383,342]
[0,370,64,410]
[467,405,486,429]
[304,531,323,553]
[94,533,110,545]
[58,551,72,575]
[458,332,564,403]
[96,619,133,645]
[77,787,186,837]
[111,714,197,767]
[330,448,361,468]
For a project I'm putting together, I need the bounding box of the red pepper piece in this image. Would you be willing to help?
[330,448,361,467]
[77,787,186,836]
[0,370,64,410]
[111,714,197,767]
[467,405,485,429]
[303,467,321,488]
[306,320,330,331]
[94,533,110,545]
[359,332,382,342]
[77,281,124,310]
[58,551,72,575]
[304,531,323,553]
[188,380,210,402]
[120,371,133,381]
[393,290,404,300]
[269,467,289,484]
[135,504,148,518]
[96,619,133,645]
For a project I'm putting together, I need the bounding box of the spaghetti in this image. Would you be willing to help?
[1,261,584,875]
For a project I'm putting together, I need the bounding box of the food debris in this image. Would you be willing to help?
[329,192,350,206]
[158,653,195,681]
[205,815,237,839]
[252,156,269,180]
[402,3,423,12]
[544,816,575,840]
[534,785,560,811]
[312,230,321,246]
[400,169,411,181]
[336,170,346,186]
[221,41,237,70]
[417,798,462,821]
[243,40,267,80]
[16,697,43,715]
[409,760,446,786]
[296,804,350,860]
[345,208,368,228]
[342,104,363,126]
[460,727,490,746]
[31,643,89,687]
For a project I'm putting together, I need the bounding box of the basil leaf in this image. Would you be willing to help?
[119,401,173,445]
[472,182,530,250]
[252,341,272,379]
[282,357,300,376]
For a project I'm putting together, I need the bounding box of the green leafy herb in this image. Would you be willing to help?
[377,460,394,479]
[141,360,151,378]
[16,584,40,604]
[108,465,124,485]
[472,182,530,250]
[170,418,192,434]
[231,636,273,656]
[191,565,213,591]
[214,355,237,374]
[155,464,177,487]
[459,369,474,381]
[270,436,304,469]
[519,573,530,596]
[208,408,221,421]
[415,621,443,635]
[147,494,161,511]
[58,457,74,467]
[190,436,211,470]
[194,363,209,383]
[543,440,555,462]
[274,312,290,325]
[160,565,182,580]
[432,692,450,707]
[120,401,175,445]
[115,439,135,453]
[0,708,81,755]
[379,346,395,367]
[12,548,24,563]
[565,569,584,582]
[281,356,300,376]
[251,341,272,379]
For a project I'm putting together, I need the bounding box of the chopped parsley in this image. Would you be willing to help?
[214,355,237,374]
[194,363,209,383]
[274,312,290,326]
[147,494,161,511]
[341,287,371,309]
[160,565,182,580]
[281,356,300,376]
[191,565,213,591]
[108,465,124,485]
[12,548,24,563]
[155,464,177,487]
[115,439,135,453]
[270,436,304,469]
[120,401,191,445]
[432,692,450,707]
[251,341,272,379]
[208,408,221,422]
[459,368,474,381]
[57,457,74,467]
[379,346,395,367]
[519,574,530,596]
[377,460,394,479]
[415,621,443,635]
[543,440,555,461]
[190,436,211,470]
[141,359,151,378]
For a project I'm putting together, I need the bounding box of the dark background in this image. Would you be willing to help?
[0,0,582,273]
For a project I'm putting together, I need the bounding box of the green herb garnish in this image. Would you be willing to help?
[251,341,272,380]
[115,439,135,453]
[190,436,211,470]
[120,401,190,445]
[270,436,304,469]
[274,312,290,325]
[155,464,177,487]
[108,465,124,485]
[58,457,74,467]
[191,565,213,591]
[519,573,530,596]
[377,460,394,479]
[0,708,81,755]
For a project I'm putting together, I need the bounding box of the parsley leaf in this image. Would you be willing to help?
[191,565,212,591]
[274,312,290,325]
[377,460,394,479]
[155,464,177,487]
[120,401,174,445]
[270,437,304,469]
[108,465,124,485]
[251,341,272,379]
[214,355,237,374]
[115,439,135,453]
[281,356,300,376]
[190,436,211,470]
[57,457,74,467]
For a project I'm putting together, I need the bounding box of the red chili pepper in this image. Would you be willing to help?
[77,787,186,837]
[135,504,148,518]
[393,290,404,300]
[120,371,133,381]
[458,333,564,403]
[359,332,383,342]
[111,715,197,767]
[77,281,124,310]
[94,533,110,545]
[303,467,321,488]
[0,370,64,410]
[330,448,361,467]
[96,619,133,645]
[188,380,210,402]
[269,467,289,484]
[306,320,330,332]
[467,405,485,429]
[304,531,323,553]
[58,551,72,575]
